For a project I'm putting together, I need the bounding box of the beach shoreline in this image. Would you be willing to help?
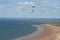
[13,24,45,40]
[13,24,60,40]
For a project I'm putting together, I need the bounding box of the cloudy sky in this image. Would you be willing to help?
[0,0,60,18]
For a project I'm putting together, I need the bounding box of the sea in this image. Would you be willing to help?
[0,18,60,40]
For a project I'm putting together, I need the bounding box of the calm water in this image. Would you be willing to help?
[0,20,37,40]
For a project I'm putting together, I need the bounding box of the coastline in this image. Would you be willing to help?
[13,24,45,40]
[13,24,60,40]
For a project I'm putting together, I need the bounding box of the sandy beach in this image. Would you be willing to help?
[13,24,60,40]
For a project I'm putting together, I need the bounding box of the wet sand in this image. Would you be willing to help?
[13,24,60,40]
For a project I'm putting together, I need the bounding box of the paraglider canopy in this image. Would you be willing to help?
[31,4,35,8]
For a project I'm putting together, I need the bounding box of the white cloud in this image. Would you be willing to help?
[39,0,49,7]
[47,0,60,9]
[40,1,48,3]
[39,0,58,9]
[17,2,35,5]
[23,2,29,4]
[40,0,49,3]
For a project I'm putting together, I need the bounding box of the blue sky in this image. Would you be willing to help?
[0,0,60,18]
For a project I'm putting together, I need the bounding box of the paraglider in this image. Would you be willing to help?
[31,4,35,12]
